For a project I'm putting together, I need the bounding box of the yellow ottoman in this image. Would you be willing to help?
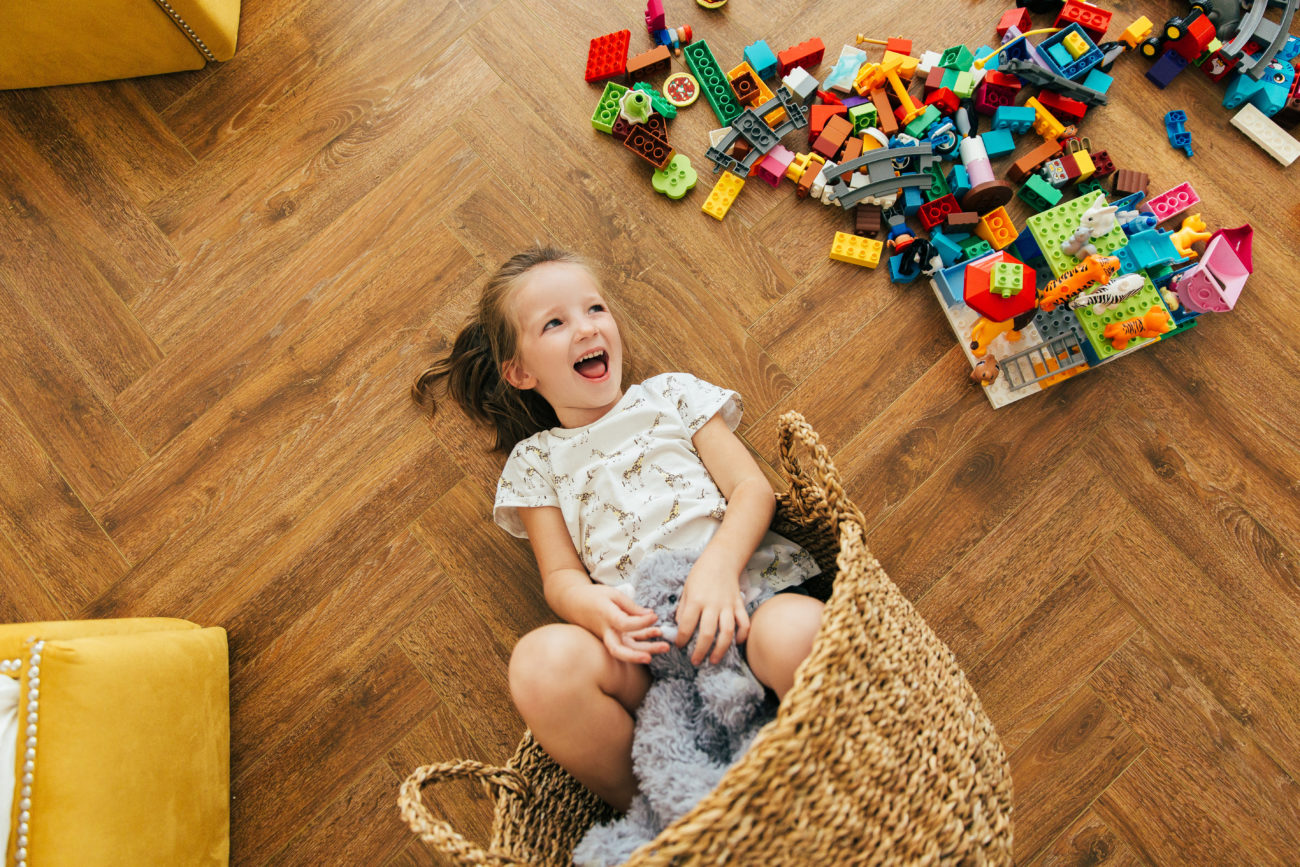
[0,0,241,90]
[1,619,229,865]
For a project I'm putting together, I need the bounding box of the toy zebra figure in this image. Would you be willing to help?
[1069,273,1147,314]
[1061,198,1119,259]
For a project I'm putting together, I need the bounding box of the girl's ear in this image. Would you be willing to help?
[502,359,536,390]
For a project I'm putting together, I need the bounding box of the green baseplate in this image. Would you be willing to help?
[1025,190,1168,361]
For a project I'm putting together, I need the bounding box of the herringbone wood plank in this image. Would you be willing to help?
[2,0,1298,863]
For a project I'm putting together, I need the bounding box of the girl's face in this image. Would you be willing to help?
[503,262,624,428]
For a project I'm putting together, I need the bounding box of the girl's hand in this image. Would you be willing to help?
[581,584,671,665]
[674,556,751,666]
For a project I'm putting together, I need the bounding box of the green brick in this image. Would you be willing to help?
[634,82,677,120]
[1075,178,1107,199]
[1018,174,1064,212]
[683,40,743,126]
[951,70,976,98]
[960,238,993,258]
[991,262,1023,297]
[923,162,950,199]
[939,45,974,71]
[1025,190,1129,279]
[1073,277,1163,361]
[849,103,878,134]
[904,104,942,138]
[591,81,628,133]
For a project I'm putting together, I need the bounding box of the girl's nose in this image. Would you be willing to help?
[575,316,599,338]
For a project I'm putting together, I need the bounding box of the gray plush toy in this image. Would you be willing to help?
[572,550,776,867]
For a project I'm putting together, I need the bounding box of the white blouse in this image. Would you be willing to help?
[494,372,819,596]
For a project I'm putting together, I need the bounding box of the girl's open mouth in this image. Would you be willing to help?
[574,350,609,380]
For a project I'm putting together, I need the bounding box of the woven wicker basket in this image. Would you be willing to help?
[400,412,1014,865]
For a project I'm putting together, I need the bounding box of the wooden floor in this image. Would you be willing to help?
[2,0,1298,862]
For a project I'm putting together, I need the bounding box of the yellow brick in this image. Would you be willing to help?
[1072,149,1096,182]
[829,231,883,268]
[882,51,919,81]
[974,206,1019,250]
[1062,32,1088,59]
[1026,96,1065,140]
[702,171,745,220]
[1121,16,1153,49]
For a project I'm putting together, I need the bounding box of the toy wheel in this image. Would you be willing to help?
[1165,23,1183,41]
[1140,38,1161,58]
[663,72,699,107]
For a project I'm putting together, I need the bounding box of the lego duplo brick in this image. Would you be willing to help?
[744,39,778,80]
[626,45,671,80]
[728,61,786,126]
[919,193,960,229]
[1073,278,1165,361]
[813,114,854,159]
[778,37,825,77]
[1024,190,1129,279]
[855,203,883,236]
[702,170,745,220]
[591,81,629,133]
[871,88,899,134]
[730,70,762,105]
[1111,168,1149,197]
[585,30,630,83]
[684,40,744,126]
[809,103,849,140]
[623,124,674,169]
[1037,90,1087,122]
[1007,139,1064,183]
[830,231,883,268]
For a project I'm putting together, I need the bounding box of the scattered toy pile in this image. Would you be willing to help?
[585,1,1287,407]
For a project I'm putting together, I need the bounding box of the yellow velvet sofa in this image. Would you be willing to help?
[0,0,241,90]
[2,618,229,865]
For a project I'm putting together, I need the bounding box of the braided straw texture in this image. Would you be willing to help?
[400,411,1014,865]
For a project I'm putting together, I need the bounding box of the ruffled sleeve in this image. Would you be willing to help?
[492,436,558,538]
[654,372,742,435]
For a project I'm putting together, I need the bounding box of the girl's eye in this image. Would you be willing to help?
[589,304,605,313]
[543,318,561,331]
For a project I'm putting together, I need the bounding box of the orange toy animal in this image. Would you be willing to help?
[1171,213,1212,259]
[1037,255,1121,312]
[969,310,1036,358]
[1102,307,1173,350]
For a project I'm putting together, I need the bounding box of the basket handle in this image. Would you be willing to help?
[777,411,866,533]
[398,760,531,865]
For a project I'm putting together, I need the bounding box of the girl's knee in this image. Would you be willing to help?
[509,624,599,710]
[747,595,824,673]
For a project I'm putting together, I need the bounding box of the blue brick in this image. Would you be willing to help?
[744,39,779,80]
[930,230,966,269]
[980,128,1016,159]
[992,105,1036,134]
[947,164,971,200]
[1082,68,1113,94]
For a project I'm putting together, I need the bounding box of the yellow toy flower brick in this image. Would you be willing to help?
[829,232,884,268]
[702,171,745,220]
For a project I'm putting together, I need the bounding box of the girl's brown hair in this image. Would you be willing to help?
[412,247,626,452]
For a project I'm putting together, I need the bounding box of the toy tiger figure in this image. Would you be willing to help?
[1102,307,1173,351]
[1038,254,1121,312]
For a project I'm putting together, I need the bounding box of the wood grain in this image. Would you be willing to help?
[4,0,1298,860]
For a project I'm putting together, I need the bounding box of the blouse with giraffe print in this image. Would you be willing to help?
[493,372,820,596]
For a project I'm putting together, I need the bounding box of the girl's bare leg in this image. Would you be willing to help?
[509,623,652,811]
[745,594,825,700]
